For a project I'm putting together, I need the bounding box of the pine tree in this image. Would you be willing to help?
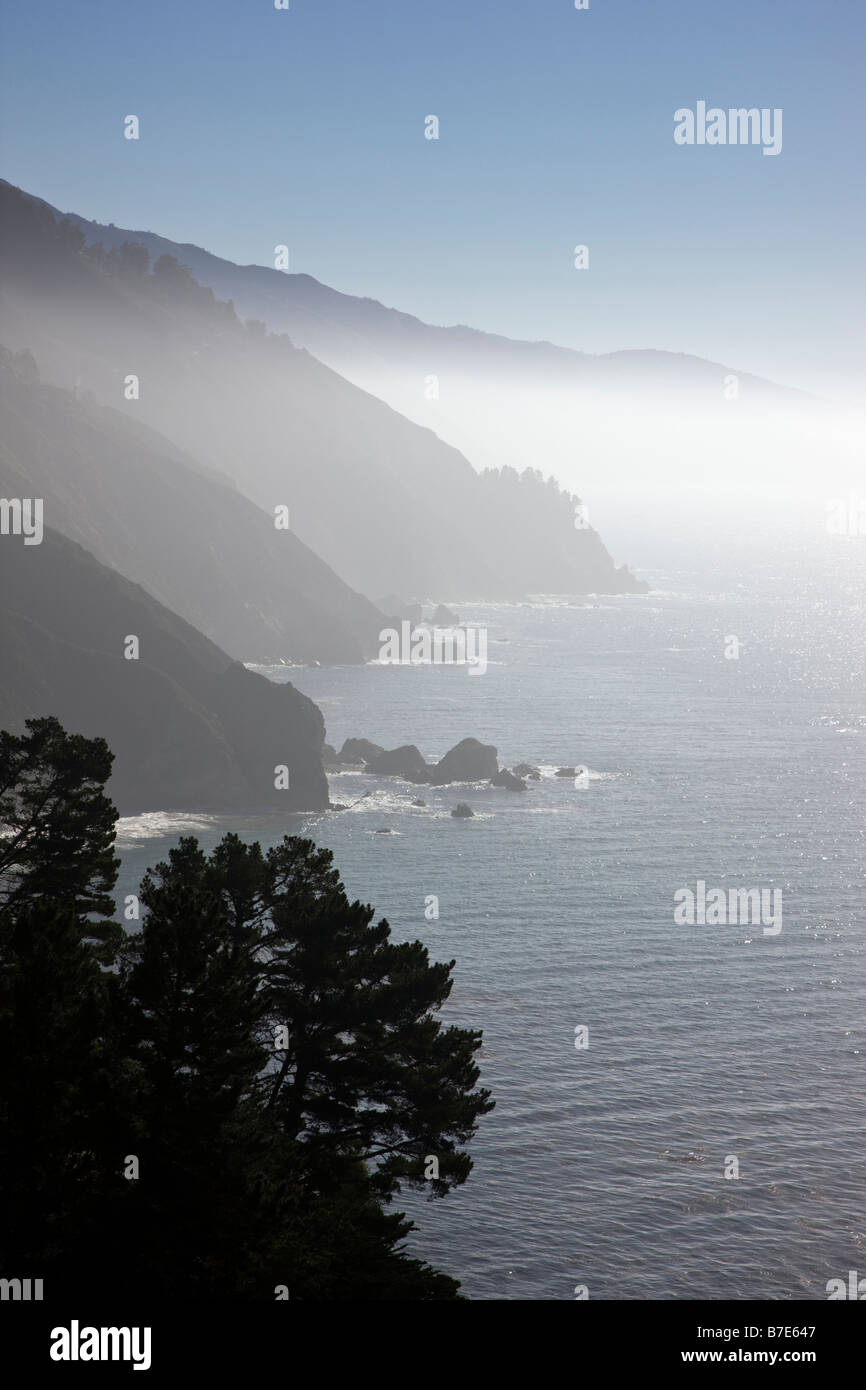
[257,836,494,1203]
[0,720,125,1294]
[0,716,120,959]
[117,837,270,1298]
[0,900,127,1292]
[121,832,493,1297]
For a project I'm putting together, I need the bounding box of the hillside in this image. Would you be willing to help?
[0,346,384,664]
[0,523,329,813]
[0,181,644,600]
[27,180,858,526]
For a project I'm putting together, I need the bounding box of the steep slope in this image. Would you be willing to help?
[30,180,859,524]
[0,181,644,599]
[0,347,384,664]
[0,524,329,814]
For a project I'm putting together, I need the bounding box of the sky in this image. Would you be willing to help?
[1,0,864,402]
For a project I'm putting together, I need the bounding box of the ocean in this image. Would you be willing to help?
[114,530,866,1300]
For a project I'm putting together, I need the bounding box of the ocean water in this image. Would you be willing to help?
[115,534,866,1300]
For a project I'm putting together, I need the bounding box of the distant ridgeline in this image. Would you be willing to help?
[0,180,645,603]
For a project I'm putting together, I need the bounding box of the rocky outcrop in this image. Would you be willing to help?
[451,803,474,818]
[490,768,527,791]
[430,737,498,785]
[337,734,510,787]
[365,744,430,779]
[376,595,424,625]
[431,603,459,625]
[337,737,385,765]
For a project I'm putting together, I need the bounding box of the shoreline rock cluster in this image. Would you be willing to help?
[324,736,552,795]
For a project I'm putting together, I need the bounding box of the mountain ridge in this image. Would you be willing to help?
[5,178,807,401]
[0,179,645,600]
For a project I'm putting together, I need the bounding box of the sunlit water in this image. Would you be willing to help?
[115,533,866,1300]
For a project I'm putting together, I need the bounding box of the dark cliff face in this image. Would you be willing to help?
[0,350,385,665]
[0,181,646,601]
[0,526,329,814]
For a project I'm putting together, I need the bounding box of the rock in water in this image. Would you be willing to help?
[451,802,474,818]
[338,737,385,765]
[431,737,498,784]
[376,595,423,625]
[490,768,527,791]
[366,744,431,779]
[322,743,344,770]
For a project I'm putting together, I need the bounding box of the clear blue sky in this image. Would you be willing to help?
[1,0,864,399]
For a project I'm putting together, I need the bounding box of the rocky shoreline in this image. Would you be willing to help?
[325,736,584,807]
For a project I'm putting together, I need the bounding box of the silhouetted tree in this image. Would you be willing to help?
[0,721,125,1291]
[115,836,270,1297]
[0,899,126,1291]
[119,831,493,1297]
[0,717,120,956]
[255,835,493,1201]
[0,720,492,1300]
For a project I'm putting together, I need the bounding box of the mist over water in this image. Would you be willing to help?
[116,532,866,1299]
